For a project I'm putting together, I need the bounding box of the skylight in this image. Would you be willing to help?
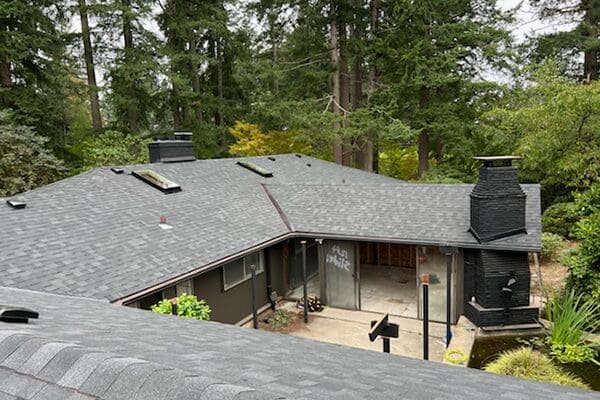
[132,170,181,193]
[6,199,26,209]
[237,161,273,177]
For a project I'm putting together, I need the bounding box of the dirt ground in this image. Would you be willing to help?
[530,246,572,297]
[255,305,313,334]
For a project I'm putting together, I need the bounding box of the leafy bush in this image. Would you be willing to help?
[550,343,598,364]
[572,183,600,219]
[80,130,150,169]
[541,232,568,262]
[563,189,600,302]
[545,289,600,363]
[268,309,291,330]
[484,347,588,389]
[379,146,419,181]
[228,121,311,157]
[542,202,579,238]
[151,293,211,321]
[0,111,66,197]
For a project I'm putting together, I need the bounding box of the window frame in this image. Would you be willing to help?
[222,251,264,291]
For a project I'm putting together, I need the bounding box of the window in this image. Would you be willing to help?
[223,251,264,290]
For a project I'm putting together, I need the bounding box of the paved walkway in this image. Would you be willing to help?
[279,303,448,362]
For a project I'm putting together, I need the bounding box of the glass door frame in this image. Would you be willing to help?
[416,246,461,324]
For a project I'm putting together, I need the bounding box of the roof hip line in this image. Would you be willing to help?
[261,183,293,231]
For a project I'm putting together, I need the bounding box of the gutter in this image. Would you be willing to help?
[114,230,540,306]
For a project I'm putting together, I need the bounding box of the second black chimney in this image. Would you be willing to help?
[148,131,196,163]
[470,156,526,242]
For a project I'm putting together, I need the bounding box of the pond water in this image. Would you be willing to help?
[469,334,600,391]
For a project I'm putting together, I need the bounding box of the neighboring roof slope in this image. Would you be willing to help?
[0,154,540,302]
[266,183,541,251]
[0,287,594,400]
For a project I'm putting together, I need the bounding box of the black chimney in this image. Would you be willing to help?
[470,156,526,242]
[148,131,196,163]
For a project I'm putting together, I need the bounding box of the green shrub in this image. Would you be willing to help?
[0,111,66,196]
[151,293,211,321]
[541,232,568,262]
[268,309,291,329]
[545,289,600,363]
[542,202,579,238]
[563,207,600,302]
[484,347,588,389]
[80,130,150,169]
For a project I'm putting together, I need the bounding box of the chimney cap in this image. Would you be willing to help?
[474,155,522,167]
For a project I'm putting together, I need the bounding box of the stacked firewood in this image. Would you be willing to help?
[298,296,324,312]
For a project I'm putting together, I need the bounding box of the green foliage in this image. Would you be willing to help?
[0,111,66,197]
[0,0,73,146]
[542,202,579,238]
[550,343,599,365]
[379,146,419,181]
[544,289,600,363]
[151,293,211,321]
[563,184,600,301]
[268,309,291,330]
[483,62,600,205]
[484,347,588,389]
[228,121,311,156]
[573,183,600,219]
[541,232,569,262]
[80,130,150,169]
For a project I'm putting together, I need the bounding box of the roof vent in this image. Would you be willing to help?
[470,156,526,242]
[132,170,182,194]
[268,156,276,161]
[6,198,26,209]
[295,154,302,158]
[148,131,195,163]
[237,161,273,177]
[111,167,124,174]
[0,306,38,323]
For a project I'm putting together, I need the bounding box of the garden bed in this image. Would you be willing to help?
[469,334,600,391]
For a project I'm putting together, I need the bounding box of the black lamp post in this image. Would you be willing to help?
[301,240,308,323]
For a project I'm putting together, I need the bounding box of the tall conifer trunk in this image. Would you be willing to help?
[330,0,343,164]
[0,20,13,107]
[78,0,102,131]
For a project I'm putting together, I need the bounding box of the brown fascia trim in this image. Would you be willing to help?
[114,230,539,306]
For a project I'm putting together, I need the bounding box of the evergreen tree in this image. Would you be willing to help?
[94,0,162,134]
[370,0,510,177]
[0,0,74,147]
[531,0,600,81]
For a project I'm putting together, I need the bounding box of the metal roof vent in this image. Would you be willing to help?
[237,161,273,177]
[0,306,39,323]
[132,170,182,194]
[6,198,26,209]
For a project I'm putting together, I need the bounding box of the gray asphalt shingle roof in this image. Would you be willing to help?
[0,154,541,302]
[266,183,541,251]
[0,286,595,400]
